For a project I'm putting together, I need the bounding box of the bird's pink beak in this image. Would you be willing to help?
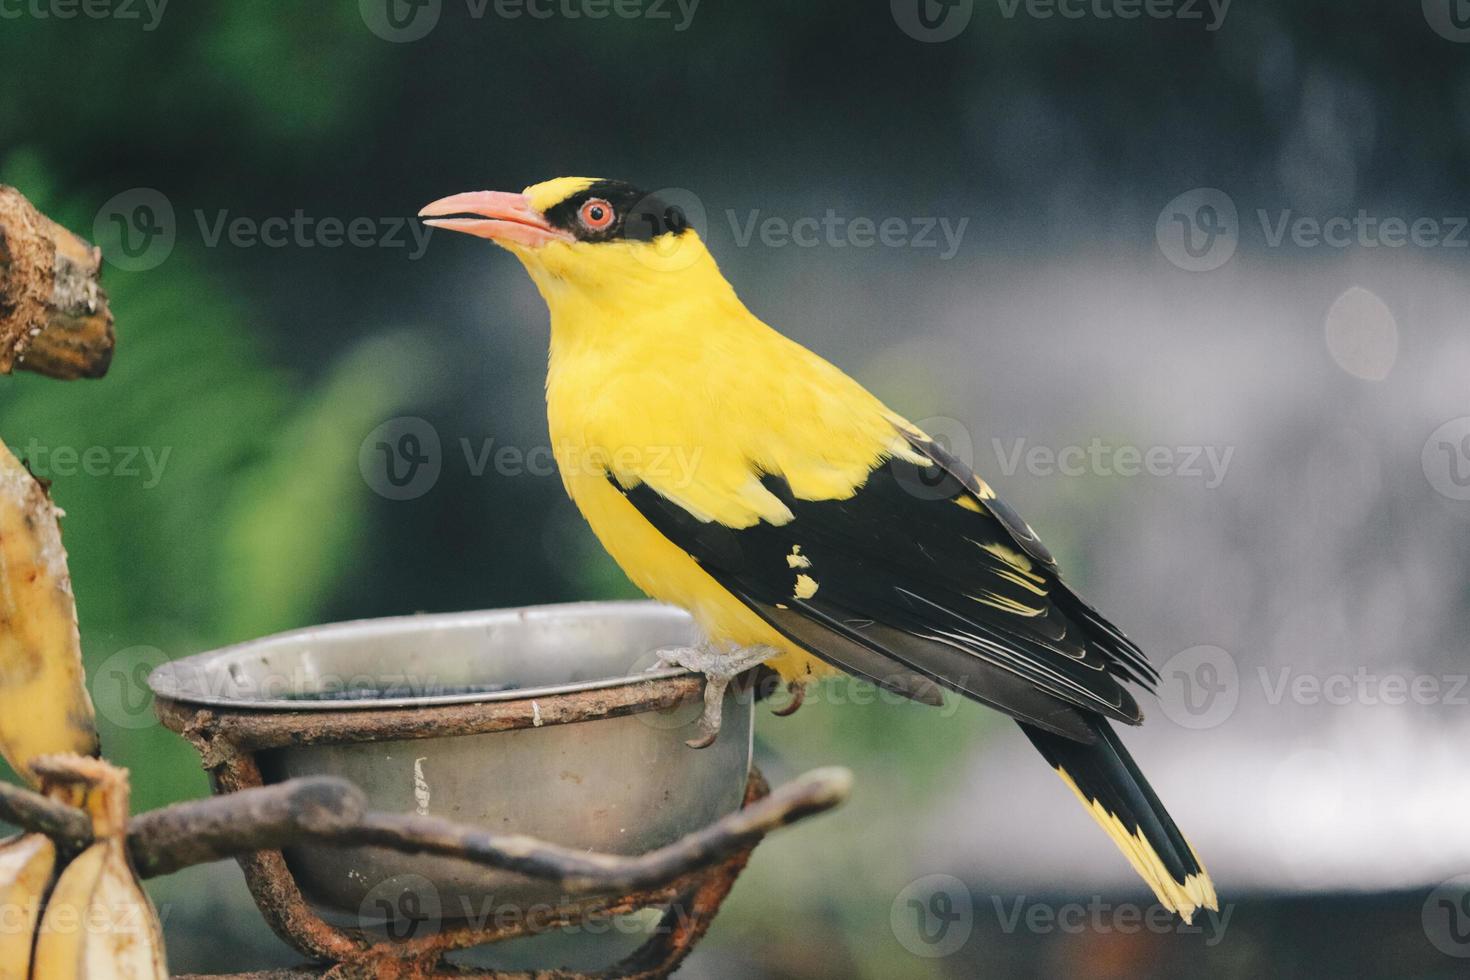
[418,190,573,247]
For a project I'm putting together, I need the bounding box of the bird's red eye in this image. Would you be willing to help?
[579,198,615,231]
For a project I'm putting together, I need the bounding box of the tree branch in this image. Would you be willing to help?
[0,778,91,851]
[127,777,367,878]
[0,185,114,380]
[1,767,852,892]
[344,766,853,894]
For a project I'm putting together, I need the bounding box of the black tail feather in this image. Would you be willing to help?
[1020,716,1217,921]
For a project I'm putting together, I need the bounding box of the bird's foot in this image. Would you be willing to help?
[650,643,779,748]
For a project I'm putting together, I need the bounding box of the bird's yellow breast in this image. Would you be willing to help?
[544,303,812,673]
[537,233,912,682]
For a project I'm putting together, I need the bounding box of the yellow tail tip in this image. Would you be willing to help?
[1055,766,1218,923]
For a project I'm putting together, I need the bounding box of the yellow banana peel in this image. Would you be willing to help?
[31,755,167,979]
[0,833,56,980]
[0,439,100,784]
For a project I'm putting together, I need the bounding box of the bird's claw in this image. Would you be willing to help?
[650,643,779,748]
[771,681,806,717]
[683,729,719,750]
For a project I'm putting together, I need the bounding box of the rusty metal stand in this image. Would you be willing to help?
[153,681,811,979]
[182,759,767,979]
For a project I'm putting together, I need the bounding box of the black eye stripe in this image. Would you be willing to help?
[544,180,688,243]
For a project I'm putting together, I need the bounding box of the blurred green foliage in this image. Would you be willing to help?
[0,150,436,810]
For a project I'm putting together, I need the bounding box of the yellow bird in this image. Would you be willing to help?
[421,177,1218,922]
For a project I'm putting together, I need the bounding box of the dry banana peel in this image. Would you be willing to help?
[0,832,56,979]
[0,438,100,784]
[31,755,167,979]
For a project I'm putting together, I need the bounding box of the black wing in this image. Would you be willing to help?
[612,430,1158,743]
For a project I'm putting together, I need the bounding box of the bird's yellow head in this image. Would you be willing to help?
[420,177,719,308]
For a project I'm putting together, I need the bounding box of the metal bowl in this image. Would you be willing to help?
[147,600,753,926]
